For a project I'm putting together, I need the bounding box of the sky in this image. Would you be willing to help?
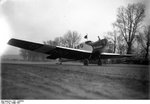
[0,0,149,55]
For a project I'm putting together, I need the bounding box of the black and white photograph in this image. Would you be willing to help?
[0,0,150,101]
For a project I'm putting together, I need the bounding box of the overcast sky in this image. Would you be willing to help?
[0,0,149,55]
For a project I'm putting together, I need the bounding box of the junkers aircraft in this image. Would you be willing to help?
[8,37,131,66]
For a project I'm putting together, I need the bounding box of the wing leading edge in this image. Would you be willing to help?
[8,38,132,61]
[8,38,92,60]
[8,38,56,54]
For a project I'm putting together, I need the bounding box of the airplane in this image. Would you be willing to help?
[7,37,132,66]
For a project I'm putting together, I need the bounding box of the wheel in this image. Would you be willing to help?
[98,59,102,66]
[57,58,62,65]
[83,59,89,66]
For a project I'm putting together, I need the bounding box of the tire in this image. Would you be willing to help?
[98,59,102,66]
[83,59,89,66]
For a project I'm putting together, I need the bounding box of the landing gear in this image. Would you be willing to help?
[98,59,102,66]
[56,58,62,65]
[83,59,89,66]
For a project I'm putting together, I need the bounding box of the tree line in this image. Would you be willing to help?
[20,2,149,64]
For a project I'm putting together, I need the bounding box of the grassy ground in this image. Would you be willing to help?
[1,62,149,99]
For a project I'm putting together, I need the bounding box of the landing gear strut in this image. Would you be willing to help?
[83,59,89,66]
[98,59,102,66]
[56,58,62,65]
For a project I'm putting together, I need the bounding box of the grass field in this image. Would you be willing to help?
[1,62,150,99]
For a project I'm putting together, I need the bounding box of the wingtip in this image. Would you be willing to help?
[7,38,13,45]
[7,38,17,45]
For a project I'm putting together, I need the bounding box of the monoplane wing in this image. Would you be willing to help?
[8,38,91,60]
[8,38,56,54]
[101,52,132,59]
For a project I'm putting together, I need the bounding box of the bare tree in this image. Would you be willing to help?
[44,31,81,48]
[137,25,150,61]
[114,3,145,54]
[104,40,114,53]
[43,40,55,46]
[105,30,117,53]
[43,31,81,48]
[117,35,127,54]
[20,49,29,60]
[54,37,67,46]
[54,37,62,46]
[63,30,81,48]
